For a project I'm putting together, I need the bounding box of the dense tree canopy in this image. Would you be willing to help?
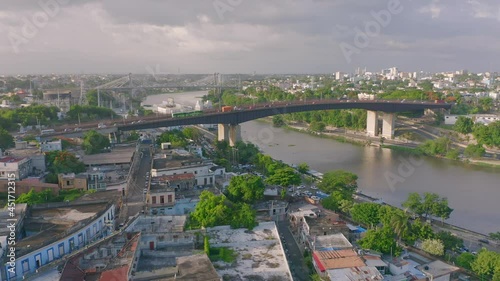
[191,191,257,230]
[318,170,358,195]
[402,192,453,222]
[265,167,301,187]
[226,174,265,204]
[358,226,401,256]
[464,144,486,159]
[454,116,474,134]
[350,203,381,227]
[0,128,14,150]
[421,239,445,256]
[473,121,500,148]
[82,130,110,155]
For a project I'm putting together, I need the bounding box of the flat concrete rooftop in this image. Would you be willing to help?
[17,202,110,254]
[80,146,134,166]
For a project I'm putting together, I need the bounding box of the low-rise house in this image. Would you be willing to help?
[300,211,350,248]
[39,139,62,152]
[416,260,460,281]
[2,200,116,280]
[59,232,141,281]
[326,266,383,281]
[255,200,289,222]
[153,173,196,191]
[151,157,216,186]
[312,249,365,276]
[0,156,32,180]
[58,173,88,190]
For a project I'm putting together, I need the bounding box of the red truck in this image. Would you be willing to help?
[222,106,233,112]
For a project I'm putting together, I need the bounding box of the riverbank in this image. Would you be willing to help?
[261,118,500,168]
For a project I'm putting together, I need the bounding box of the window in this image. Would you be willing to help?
[47,248,54,262]
[160,196,165,204]
[35,254,41,269]
[152,196,157,204]
[78,233,83,245]
[58,243,65,256]
[69,238,75,252]
[22,259,29,273]
[66,180,70,186]
[167,195,173,203]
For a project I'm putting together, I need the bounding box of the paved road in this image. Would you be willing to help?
[277,222,310,281]
[117,143,152,226]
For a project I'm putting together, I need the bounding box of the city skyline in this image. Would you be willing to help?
[1,0,499,74]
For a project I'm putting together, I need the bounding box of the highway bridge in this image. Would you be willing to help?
[39,99,452,144]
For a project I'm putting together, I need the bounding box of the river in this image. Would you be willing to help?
[144,91,500,234]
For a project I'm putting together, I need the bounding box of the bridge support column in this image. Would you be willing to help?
[366,110,379,137]
[228,124,241,147]
[381,113,395,139]
[109,133,116,145]
[218,124,229,142]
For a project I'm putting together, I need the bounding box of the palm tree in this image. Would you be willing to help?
[391,212,410,243]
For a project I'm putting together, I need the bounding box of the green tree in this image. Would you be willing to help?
[226,174,265,204]
[436,231,463,251]
[321,191,346,212]
[456,252,476,270]
[318,170,358,195]
[390,211,410,243]
[432,198,453,224]
[358,226,401,256]
[230,203,257,230]
[191,191,230,227]
[297,162,309,174]
[464,144,486,159]
[266,167,301,187]
[454,116,474,134]
[490,232,500,240]
[45,151,86,174]
[421,239,445,256]
[471,249,500,281]
[204,235,210,256]
[402,192,425,216]
[126,131,140,142]
[309,121,326,132]
[272,115,285,127]
[82,130,110,155]
[349,203,381,227]
[407,219,434,243]
[182,127,202,141]
[0,128,14,150]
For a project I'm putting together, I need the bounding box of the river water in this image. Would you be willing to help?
[144,91,500,234]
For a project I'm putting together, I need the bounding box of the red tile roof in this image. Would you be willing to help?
[157,173,195,182]
[99,265,129,281]
[313,250,365,272]
[0,156,25,163]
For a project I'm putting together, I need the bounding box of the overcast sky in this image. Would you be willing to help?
[0,0,499,75]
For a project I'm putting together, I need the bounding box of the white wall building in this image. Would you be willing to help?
[151,158,216,186]
[444,114,500,125]
[0,157,32,180]
[39,139,62,152]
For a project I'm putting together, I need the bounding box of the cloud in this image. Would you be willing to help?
[0,0,498,74]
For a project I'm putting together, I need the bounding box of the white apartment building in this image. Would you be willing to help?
[40,139,62,152]
[151,157,216,186]
[0,156,32,180]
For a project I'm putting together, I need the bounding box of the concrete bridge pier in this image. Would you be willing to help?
[228,124,241,147]
[366,111,395,139]
[218,124,229,142]
[217,124,241,146]
[366,110,379,137]
[381,113,395,139]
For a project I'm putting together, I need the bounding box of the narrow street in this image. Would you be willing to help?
[117,143,152,226]
[277,222,310,281]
